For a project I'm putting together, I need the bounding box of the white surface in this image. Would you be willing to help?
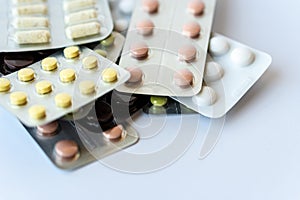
[1,0,300,199]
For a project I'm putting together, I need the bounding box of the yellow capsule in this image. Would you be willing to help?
[10,91,27,106]
[28,105,46,120]
[55,93,72,108]
[0,78,11,92]
[79,80,95,95]
[60,68,76,83]
[82,55,98,69]
[35,80,52,94]
[63,46,80,59]
[102,68,118,83]
[18,68,35,82]
[41,57,58,71]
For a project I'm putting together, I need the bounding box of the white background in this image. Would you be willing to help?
[1,0,300,199]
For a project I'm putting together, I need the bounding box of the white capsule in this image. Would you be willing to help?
[14,30,51,44]
[65,21,101,39]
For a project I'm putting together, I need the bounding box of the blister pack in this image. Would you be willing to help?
[117,0,216,97]
[1,0,113,52]
[173,33,272,118]
[0,46,130,127]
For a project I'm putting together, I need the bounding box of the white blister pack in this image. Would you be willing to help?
[173,33,272,118]
[0,46,130,127]
[117,0,217,97]
[1,0,113,52]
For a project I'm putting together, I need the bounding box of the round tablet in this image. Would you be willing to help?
[103,125,124,140]
[79,80,95,95]
[119,0,135,14]
[192,86,217,106]
[130,42,149,59]
[209,36,230,56]
[182,21,201,38]
[82,56,98,69]
[102,68,118,82]
[95,101,113,123]
[4,53,34,71]
[55,93,72,108]
[142,0,159,13]
[0,78,11,92]
[18,68,35,82]
[28,105,46,120]
[231,47,255,67]
[150,96,168,107]
[10,91,27,106]
[178,44,197,62]
[95,49,108,58]
[187,0,205,15]
[126,67,143,83]
[204,61,224,82]
[35,80,52,95]
[114,19,129,32]
[173,69,194,87]
[54,140,79,159]
[63,46,80,59]
[101,34,115,47]
[41,57,58,71]
[60,68,76,83]
[37,121,59,136]
[136,19,155,36]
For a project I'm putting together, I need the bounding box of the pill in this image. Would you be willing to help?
[130,42,149,59]
[182,21,201,38]
[64,9,97,25]
[101,34,115,47]
[41,57,58,71]
[209,37,230,56]
[103,125,124,140]
[10,91,27,106]
[35,80,52,95]
[79,80,96,95]
[126,67,143,83]
[82,55,98,69]
[13,4,48,15]
[55,93,72,108]
[187,0,205,15]
[37,121,59,136]
[63,0,96,12]
[28,105,46,120]
[178,44,197,62]
[231,48,255,67]
[119,0,135,14]
[54,140,79,159]
[0,78,11,92]
[142,0,159,13]
[150,96,168,107]
[4,53,34,71]
[173,69,194,87]
[95,49,108,58]
[13,17,49,29]
[204,61,224,82]
[60,68,76,83]
[136,19,155,36]
[65,21,101,39]
[18,68,35,82]
[192,86,217,106]
[63,46,80,59]
[102,68,118,83]
[13,0,46,4]
[15,30,51,44]
[114,19,129,32]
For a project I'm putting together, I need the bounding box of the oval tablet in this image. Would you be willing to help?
[28,105,46,120]
[209,36,230,56]
[18,68,35,82]
[82,55,98,69]
[79,80,95,95]
[102,68,118,83]
[142,0,159,13]
[103,125,124,140]
[231,48,255,67]
[63,46,80,59]
[126,67,143,83]
[10,91,27,106]
[41,57,58,71]
[54,140,79,159]
[136,19,155,36]
[60,68,76,83]
[150,96,168,107]
[35,80,52,95]
[37,121,59,136]
[178,44,197,62]
[130,42,149,59]
[204,62,224,82]
[187,0,205,15]
[182,21,201,38]
[55,93,72,108]
[0,78,11,92]
[173,69,194,87]
[192,86,217,106]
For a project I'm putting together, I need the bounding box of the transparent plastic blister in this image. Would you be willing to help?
[1,0,113,52]
[117,0,216,96]
[0,46,130,127]
[173,33,272,118]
